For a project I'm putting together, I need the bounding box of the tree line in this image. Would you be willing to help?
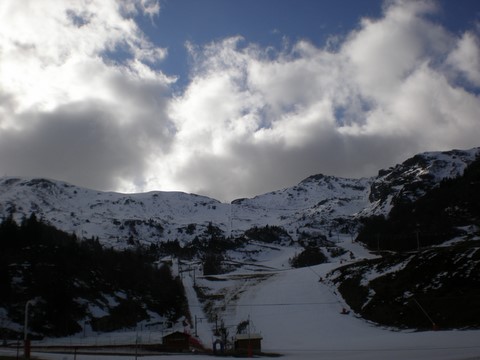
[356,157,480,251]
[0,214,187,338]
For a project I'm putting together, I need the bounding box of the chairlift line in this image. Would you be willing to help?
[234,301,338,306]
[188,301,337,307]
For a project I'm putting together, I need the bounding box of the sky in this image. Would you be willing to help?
[0,0,480,202]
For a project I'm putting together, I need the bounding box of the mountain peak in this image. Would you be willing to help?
[363,147,480,216]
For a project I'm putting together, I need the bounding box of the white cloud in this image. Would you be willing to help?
[0,0,168,113]
[0,0,479,201]
[343,0,452,103]
[447,32,480,87]
[0,0,173,191]
[158,0,480,200]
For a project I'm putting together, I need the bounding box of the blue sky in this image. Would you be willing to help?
[139,0,480,86]
[140,1,383,83]
[1,0,480,201]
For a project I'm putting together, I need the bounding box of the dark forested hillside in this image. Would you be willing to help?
[0,214,188,338]
[356,157,480,251]
[334,156,480,329]
[331,241,480,329]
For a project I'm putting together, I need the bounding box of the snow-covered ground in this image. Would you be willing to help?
[215,237,479,359]
[0,236,480,360]
[223,263,480,359]
[11,236,477,360]
[28,346,480,360]
[2,147,478,250]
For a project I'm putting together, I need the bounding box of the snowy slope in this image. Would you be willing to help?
[0,177,228,247]
[24,236,478,359]
[226,263,480,360]
[0,236,474,360]
[231,175,371,238]
[184,235,480,359]
[361,148,480,216]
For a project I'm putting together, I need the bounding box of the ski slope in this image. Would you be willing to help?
[225,264,480,359]
[187,236,480,359]
[24,262,480,360]
[4,237,479,360]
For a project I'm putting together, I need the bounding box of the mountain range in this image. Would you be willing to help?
[1,147,478,248]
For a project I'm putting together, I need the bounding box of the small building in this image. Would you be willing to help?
[162,331,190,352]
[162,331,204,353]
[234,333,263,354]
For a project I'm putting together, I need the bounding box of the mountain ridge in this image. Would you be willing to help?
[1,147,479,248]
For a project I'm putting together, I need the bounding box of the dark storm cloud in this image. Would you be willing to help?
[170,120,421,202]
[0,100,172,191]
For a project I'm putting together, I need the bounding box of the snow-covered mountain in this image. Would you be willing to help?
[1,147,480,353]
[0,147,478,248]
[362,148,480,216]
